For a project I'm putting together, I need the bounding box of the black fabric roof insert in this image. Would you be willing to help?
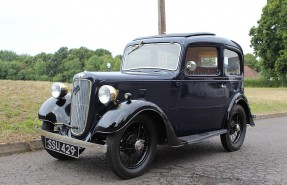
[134,32,215,41]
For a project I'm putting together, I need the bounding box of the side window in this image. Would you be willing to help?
[224,49,241,76]
[185,47,218,76]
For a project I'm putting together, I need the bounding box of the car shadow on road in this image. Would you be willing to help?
[47,138,226,181]
[152,139,225,166]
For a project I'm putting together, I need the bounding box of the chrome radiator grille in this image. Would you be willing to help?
[70,79,92,135]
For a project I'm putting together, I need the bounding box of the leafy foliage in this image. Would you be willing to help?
[249,0,287,79]
[244,53,261,72]
[0,48,121,82]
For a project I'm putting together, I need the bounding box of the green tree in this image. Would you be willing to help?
[49,47,69,77]
[0,50,19,62]
[0,60,7,79]
[112,55,122,71]
[244,53,261,72]
[1,61,24,80]
[62,58,83,82]
[98,55,115,71]
[95,48,112,57]
[0,47,118,82]
[68,47,94,65]
[249,0,287,78]
[84,54,121,72]
[275,50,287,76]
[21,55,35,67]
[84,55,101,71]
[33,59,48,79]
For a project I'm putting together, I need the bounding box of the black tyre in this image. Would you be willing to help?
[106,115,157,179]
[221,105,247,152]
[41,121,84,160]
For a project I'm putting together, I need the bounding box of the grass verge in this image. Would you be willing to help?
[245,88,287,114]
[0,80,70,143]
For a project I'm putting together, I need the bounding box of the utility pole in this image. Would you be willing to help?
[158,0,166,35]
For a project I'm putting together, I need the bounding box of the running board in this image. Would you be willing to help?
[179,129,227,145]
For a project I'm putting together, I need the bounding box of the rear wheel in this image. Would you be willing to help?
[41,121,84,160]
[220,105,247,152]
[106,115,157,179]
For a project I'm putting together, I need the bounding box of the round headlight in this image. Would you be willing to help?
[51,82,67,99]
[98,85,118,105]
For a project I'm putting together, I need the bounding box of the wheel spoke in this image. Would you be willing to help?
[231,134,235,141]
[141,129,146,140]
[236,114,239,124]
[119,121,150,169]
[137,126,141,139]
[228,112,244,143]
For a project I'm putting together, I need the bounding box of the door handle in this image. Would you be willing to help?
[220,84,226,88]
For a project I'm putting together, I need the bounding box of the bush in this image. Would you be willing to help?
[245,77,287,87]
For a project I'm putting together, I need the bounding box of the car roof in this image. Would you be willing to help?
[129,32,242,52]
[133,32,216,40]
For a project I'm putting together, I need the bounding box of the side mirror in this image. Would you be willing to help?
[186,61,197,72]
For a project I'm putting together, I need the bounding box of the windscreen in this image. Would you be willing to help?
[122,43,181,71]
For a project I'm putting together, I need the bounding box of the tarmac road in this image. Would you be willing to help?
[0,116,287,185]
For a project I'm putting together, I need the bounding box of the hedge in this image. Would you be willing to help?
[244,77,287,87]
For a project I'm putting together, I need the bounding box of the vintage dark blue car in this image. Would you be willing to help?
[39,32,255,179]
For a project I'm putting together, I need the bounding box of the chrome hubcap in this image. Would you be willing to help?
[134,139,145,151]
[235,124,240,132]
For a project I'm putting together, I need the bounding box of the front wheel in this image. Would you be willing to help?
[220,105,247,152]
[106,115,157,179]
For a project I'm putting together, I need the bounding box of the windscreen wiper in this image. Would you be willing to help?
[127,41,145,55]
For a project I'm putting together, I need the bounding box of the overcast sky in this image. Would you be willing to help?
[0,0,266,56]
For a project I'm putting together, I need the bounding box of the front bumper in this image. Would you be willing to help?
[39,129,107,153]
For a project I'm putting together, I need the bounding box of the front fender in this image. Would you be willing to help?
[94,100,183,146]
[227,93,255,126]
[38,93,71,125]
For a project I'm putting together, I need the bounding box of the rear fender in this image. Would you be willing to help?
[38,93,71,125]
[227,93,255,126]
[94,100,183,146]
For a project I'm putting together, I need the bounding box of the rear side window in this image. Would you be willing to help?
[185,47,219,76]
[224,49,241,76]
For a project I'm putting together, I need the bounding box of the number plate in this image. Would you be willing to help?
[45,137,79,158]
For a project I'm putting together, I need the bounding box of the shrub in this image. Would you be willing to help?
[244,77,287,87]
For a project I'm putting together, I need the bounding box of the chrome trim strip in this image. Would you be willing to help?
[39,129,107,153]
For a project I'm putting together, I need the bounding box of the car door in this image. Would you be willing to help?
[173,45,230,136]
